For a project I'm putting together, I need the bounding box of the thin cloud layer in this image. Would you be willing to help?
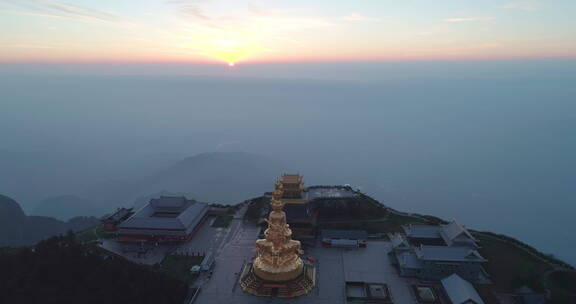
[167,0,333,32]
[444,17,494,23]
[1,0,574,62]
[0,0,121,23]
[341,13,380,23]
[499,1,541,11]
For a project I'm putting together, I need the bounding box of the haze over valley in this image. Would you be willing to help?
[1,61,574,264]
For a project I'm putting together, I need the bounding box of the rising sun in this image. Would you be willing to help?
[201,38,260,67]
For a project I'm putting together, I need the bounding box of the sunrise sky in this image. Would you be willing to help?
[1,0,575,64]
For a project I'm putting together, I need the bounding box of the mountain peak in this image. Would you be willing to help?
[0,194,26,246]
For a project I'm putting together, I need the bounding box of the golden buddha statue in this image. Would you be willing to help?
[239,179,315,297]
[253,181,304,281]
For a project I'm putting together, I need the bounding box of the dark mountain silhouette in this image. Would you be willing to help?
[0,195,26,247]
[0,235,186,304]
[0,194,98,247]
[22,216,98,245]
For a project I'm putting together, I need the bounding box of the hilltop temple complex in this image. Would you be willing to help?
[239,179,316,297]
[91,173,558,304]
[279,174,317,238]
[279,174,307,203]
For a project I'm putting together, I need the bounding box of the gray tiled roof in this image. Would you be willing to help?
[150,196,188,211]
[101,208,132,222]
[403,221,478,247]
[415,246,487,263]
[398,251,423,269]
[403,225,441,238]
[440,221,478,246]
[178,202,209,231]
[118,196,208,234]
[389,233,411,249]
[441,274,485,304]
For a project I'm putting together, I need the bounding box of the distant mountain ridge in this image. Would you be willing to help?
[0,194,98,247]
[33,195,98,221]
[32,152,287,218]
[148,152,284,203]
[10,151,284,246]
[0,195,26,247]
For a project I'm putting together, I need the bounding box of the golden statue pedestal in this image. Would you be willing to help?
[239,179,316,298]
[239,262,316,298]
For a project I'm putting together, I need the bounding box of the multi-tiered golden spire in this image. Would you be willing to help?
[252,180,304,281]
[239,178,315,297]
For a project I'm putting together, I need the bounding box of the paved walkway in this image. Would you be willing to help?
[193,222,262,303]
[193,236,420,304]
[175,204,249,257]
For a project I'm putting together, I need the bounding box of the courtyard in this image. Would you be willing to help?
[193,224,430,304]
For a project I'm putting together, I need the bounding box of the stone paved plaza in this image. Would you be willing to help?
[100,203,428,304]
[194,222,421,304]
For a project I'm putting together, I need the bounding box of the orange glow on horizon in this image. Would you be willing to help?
[199,38,263,66]
[1,52,575,65]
